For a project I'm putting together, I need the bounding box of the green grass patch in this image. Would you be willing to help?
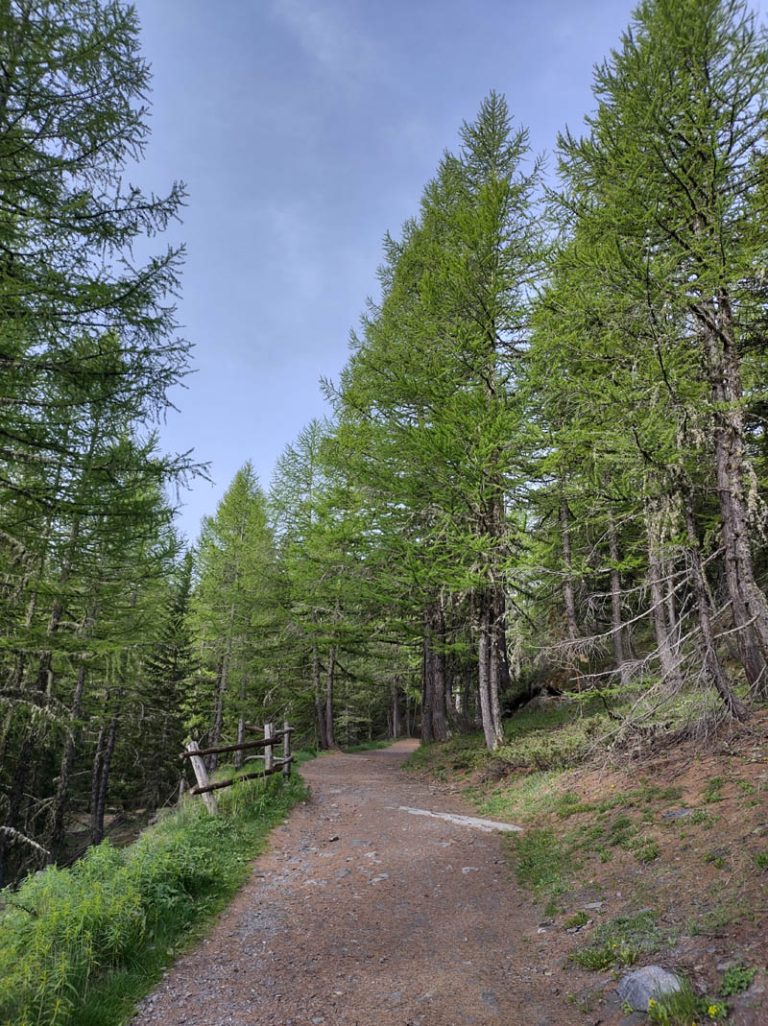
[407,701,615,779]
[496,702,612,771]
[570,910,662,971]
[476,769,564,821]
[702,776,726,803]
[341,740,393,753]
[405,731,488,775]
[564,910,590,929]
[690,809,715,826]
[0,766,309,1026]
[632,836,661,863]
[508,827,572,912]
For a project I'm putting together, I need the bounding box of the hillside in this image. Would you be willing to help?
[407,703,768,1025]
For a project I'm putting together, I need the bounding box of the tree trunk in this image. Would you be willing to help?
[477,591,504,750]
[209,653,228,772]
[324,646,337,749]
[234,716,246,770]
[421,602,448,742]
[607,514,632,685]
[645,498,682,690]
[91,710,119,845]
[560,499,579,641]
[0,733,34,887]
[391,681,400,739]
[311,642,327,749]
[699,296,768,692]
[681,483,747,719]
[49,663,87,857]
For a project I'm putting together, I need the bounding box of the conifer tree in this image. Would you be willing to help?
[190,465,279,766]
[551,0,768,703]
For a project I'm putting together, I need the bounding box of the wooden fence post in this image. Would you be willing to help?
[283,719,292,778]
[186,741,218,815]
[264,722,274,774]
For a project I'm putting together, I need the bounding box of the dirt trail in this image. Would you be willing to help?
[132,742,596,1026]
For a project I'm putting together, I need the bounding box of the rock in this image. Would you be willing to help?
[619,1013,647,1026]
[662,808,693,821]
[617,966,682,1011]
[328,834,340,842]
[481,990,499,1009]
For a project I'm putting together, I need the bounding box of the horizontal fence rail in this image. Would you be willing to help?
[182,721,292,814]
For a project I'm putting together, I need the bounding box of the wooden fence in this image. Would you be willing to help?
[180,721,293,814]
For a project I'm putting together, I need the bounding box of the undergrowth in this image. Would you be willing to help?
[0,763,309,1026]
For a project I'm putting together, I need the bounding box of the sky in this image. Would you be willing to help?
[129,0,766,542]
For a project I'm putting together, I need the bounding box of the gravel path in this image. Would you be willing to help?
[131,741,593,1026]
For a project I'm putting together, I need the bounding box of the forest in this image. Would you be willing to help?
[3,0,768,900]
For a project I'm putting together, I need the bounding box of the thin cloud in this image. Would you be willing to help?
[271,0,379,81]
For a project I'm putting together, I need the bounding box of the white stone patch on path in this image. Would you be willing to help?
[392,805,523,833]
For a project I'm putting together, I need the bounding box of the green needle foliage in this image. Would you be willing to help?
[0,0,194,886]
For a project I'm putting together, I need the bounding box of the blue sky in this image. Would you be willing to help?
[129,0,765,541]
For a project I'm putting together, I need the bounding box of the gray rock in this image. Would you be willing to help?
[481,991,499,1009]
[619,1013,647,1026]
[617,966,682,1011]
[662,808,693,821]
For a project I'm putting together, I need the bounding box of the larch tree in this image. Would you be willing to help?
[0,0,192,882]
[332,94,541,750]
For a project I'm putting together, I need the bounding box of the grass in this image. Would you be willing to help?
[510,828,571,910]
[570,910,662,970]
[564,910,590,929]
[495,701,613,771]
[0,761,310,1026]
[475,769,565,820]
[341,739,393,753]
[406,701,614,778]
[647,984,727,1026]
[702,776,726,803]
[690,809,714,826]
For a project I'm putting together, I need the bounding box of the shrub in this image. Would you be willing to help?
[720,964,756,996]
